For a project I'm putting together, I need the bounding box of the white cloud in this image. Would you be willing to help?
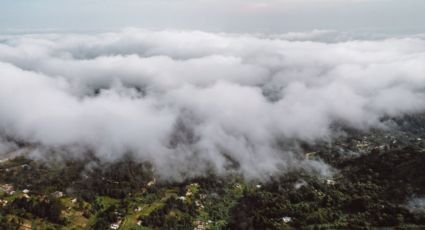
[0,29,425,179]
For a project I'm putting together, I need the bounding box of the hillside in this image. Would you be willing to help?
[1,116,425,229]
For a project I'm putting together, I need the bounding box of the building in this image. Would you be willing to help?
[51,191,64,198]
[282,216,292,223]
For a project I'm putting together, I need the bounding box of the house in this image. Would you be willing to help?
[110,220,122,230]
[325,179,336,185]
[282,216,292,223]
[21,164,31,170]
[194,220,205,225]
[0,199,8,207]
[294,179,307,190]
[195,225,205,230]
[51,191,64,198]
[147,178,156,187]
[195,200,201,207]
[193,220,207,230]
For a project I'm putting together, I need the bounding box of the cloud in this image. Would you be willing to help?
[0,138,16,156]
[0,29,425,180]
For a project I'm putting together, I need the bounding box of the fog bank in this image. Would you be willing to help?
[1,29,425,179]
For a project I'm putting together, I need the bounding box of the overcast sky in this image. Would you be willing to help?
[0,0,425,34]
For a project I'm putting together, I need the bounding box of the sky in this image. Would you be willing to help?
[1,0,425,34]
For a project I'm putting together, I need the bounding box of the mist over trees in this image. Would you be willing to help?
[1,29,425,180]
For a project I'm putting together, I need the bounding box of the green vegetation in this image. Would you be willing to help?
[1,120,425,229]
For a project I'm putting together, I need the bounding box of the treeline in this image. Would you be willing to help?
[2,196,63,225]
[0,155,155,201]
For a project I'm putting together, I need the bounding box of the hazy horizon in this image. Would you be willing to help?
[1,0,425,34]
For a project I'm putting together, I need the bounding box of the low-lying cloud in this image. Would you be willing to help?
[0,29,425,180]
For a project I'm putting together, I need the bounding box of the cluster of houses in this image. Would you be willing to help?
[0,184,32,201]
[0,183,15,195]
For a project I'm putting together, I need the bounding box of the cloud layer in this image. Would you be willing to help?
[1,29,425,179]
